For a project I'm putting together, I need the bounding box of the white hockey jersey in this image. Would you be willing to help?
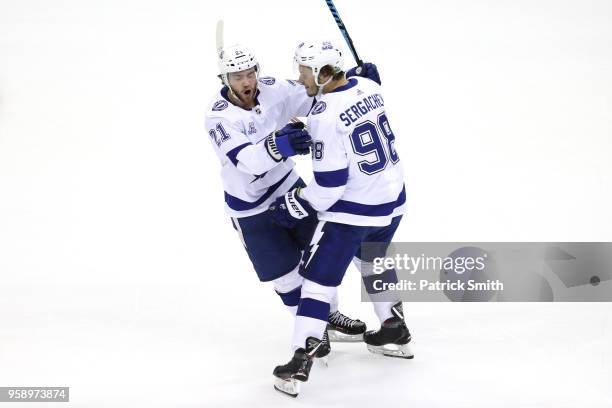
[205,77,314,218]
[301,77,406,227]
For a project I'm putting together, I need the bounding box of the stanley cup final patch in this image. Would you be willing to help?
[284,191,309,219]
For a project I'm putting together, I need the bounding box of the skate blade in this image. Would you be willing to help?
[367,343,414,359]
[328,329,364,343]
[274,378,300,398]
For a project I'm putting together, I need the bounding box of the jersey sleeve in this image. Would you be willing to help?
[205,114,279,176]
[300,114,349,211]
[280,79,315,118]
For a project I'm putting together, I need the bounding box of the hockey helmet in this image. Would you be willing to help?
[294,40,343,87]
[218,44,260,87]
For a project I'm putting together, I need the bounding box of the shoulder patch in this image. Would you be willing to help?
[212,100,228,111]
[310,101,327,115]
[258,76,276,85]
[286,79,298,86]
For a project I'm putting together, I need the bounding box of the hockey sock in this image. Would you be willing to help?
[292,279,337,351]
[277,287,300,315]
[354,257,400,323]
[273,266,304,316]
[372,301,396,322]
[329,292,339,314]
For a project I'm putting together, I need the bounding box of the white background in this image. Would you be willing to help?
[1,0,611,406]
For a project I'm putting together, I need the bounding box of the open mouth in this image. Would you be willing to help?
[243,89,252,96]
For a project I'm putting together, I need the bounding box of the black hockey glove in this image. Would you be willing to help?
[269,188,314,228]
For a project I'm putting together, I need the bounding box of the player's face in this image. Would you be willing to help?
[298,65,318,97]
[228,68,258,104]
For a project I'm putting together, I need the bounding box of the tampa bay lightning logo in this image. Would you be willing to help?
[286,79,298,86]
[311,101,327,115]
[212,100,228,111]
[259,76,276,85]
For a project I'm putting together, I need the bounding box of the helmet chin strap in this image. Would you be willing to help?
[223,74,240,101]
[312,66,333,96]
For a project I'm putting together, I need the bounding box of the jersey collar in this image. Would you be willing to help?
[329,78,358,93]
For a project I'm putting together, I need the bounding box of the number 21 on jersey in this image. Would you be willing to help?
[209,123,230,147]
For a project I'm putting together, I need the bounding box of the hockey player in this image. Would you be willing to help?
[205,44,371,348]
[269,40,413,397]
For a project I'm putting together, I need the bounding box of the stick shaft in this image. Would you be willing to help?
[324,0,363,66]
[215,19,224,56]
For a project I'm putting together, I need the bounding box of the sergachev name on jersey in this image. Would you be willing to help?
[339,93,385,127]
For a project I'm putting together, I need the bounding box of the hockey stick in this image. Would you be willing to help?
[216,19,224,57]
[323,0,363,71]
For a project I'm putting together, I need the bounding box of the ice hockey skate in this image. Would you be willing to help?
[327,310,367,342]
[273,336,324,397]
[364,302,414,359]
[315,329,330,366]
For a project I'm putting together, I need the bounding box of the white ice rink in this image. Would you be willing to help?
[1,1,611,406]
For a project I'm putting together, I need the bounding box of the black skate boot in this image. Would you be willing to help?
[273,336,324,397]
[316,329,331,359]
[327,310,367,342]
[364,302,414,359]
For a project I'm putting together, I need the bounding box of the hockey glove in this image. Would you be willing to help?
[346,62,381,85]
[265,122,312,162]
[269,188,314,228]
